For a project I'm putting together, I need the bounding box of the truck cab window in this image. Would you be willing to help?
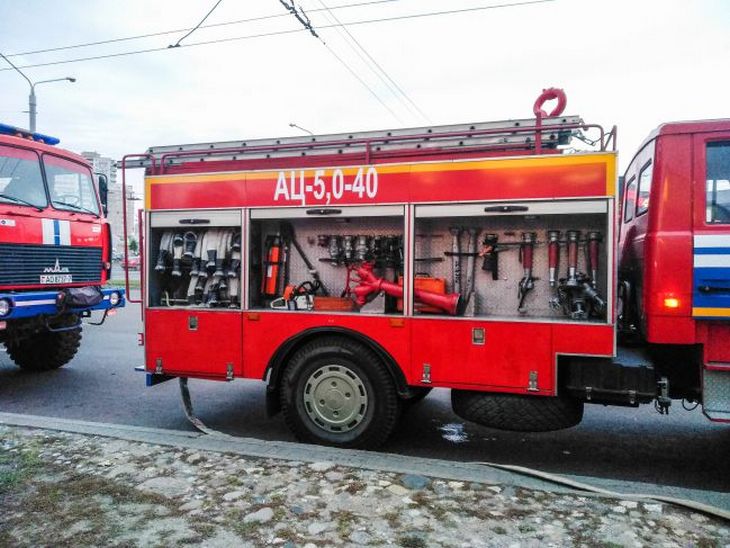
[43,155,100,216]
[623,176,637,222]
[706,141,730,224]
[636,162,653,216]
[0,145,47,208]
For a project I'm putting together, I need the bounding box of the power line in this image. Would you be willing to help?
[169,0,225,48]
[313,0,429,123]
[323,41,403,122]
[0,52,32,88]
[0,1,556,73]
[5,0,400,58]
[281,0,401,121]
[279,0,321,39]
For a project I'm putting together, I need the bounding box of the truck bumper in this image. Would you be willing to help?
[0,287,126,320]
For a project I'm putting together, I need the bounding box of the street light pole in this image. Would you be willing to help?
[28,78,76,132]
[0,51,75,132]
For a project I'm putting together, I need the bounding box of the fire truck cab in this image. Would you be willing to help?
[126,90,728,448]
[0,123,125,372]
[618,119,730,420]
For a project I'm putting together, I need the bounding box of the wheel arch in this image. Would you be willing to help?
[263,326,409,416]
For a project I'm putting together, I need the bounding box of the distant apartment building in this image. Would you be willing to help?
[81,151,136,253]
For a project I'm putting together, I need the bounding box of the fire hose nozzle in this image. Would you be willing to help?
[547,230,561,287]
[353,263,463,315]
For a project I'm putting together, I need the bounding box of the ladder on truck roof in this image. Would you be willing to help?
[122,114,614,171]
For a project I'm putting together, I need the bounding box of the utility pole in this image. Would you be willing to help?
[0,52,75,132]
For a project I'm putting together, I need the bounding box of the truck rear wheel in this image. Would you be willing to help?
[5,315,82,372]
[280,336,400,449]
[451,390,583,432]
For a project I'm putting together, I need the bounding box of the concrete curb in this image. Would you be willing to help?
[1,411,727,513]
[0,411,565,492]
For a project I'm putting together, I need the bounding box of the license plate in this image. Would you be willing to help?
[40,274,73,284]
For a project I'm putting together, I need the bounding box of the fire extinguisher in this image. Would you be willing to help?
[262,235,282,297]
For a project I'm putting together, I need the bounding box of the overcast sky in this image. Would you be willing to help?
[1,0,729,196]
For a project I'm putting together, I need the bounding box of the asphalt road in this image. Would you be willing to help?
[1,302,728,496]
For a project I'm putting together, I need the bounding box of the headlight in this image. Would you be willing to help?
[0,298,12,317]
[109,292,121,307]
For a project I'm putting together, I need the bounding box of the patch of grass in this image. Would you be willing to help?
[0,442,44,493]
[695,539,719,548]
[231,519,261,540]
[277,527,298,541]
[190,522,216,540]
[345,481,366,495]
[398,535,426,548]
[384,511,401,529]
[334,510,356,537]
[107,279,141,290]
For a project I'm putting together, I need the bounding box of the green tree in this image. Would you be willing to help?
[128,237,138,254]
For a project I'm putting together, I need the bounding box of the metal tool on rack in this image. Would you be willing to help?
[449,227,462,293]
[547,230,561,287]
[550,229,606,320]
[586,231,602,288]
[517,231,537,313]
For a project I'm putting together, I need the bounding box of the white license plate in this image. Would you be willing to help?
[40,274,73,284]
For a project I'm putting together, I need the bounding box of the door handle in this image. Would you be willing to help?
[484,205,529,213]
[699,285,730,293]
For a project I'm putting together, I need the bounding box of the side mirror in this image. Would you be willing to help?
[96,173,109,216]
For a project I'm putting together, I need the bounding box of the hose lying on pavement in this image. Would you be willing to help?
[471,461,730,522]
[179,380,728,522]
[179,378,235,438]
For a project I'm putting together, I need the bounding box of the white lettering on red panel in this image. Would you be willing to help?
[273,167,378,205]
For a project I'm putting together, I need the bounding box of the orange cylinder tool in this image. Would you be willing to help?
[262,235,282,297]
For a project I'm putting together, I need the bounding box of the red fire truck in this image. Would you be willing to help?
[0,124,125,372]
[122,89,729,448]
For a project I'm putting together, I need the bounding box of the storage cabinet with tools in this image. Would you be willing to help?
[145,209,244,379]
[248,206,405,315]
[412,199,611,322]
[147,209,243,309]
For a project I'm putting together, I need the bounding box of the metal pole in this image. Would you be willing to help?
[29,86,37,132]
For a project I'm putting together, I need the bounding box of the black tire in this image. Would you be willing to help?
[5,315,82,372]
[280,336,400,449]
[451,390,583,432]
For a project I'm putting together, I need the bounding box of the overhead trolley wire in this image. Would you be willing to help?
[280,0,404,122]
[169,0,225,48]
[0,0,556,72]
[4,0,401,59]
[313,0,429,123]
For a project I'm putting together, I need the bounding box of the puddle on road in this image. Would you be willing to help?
[438,422,469,444]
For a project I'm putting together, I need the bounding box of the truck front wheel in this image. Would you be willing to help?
[280,336,401,449]
[5,315,82,372]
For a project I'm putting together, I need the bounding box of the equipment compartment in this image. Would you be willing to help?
[413,200,611,322]
[147,209,243,309]
[248,206,405,315]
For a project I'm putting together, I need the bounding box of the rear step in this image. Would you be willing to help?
[703,364,730,422]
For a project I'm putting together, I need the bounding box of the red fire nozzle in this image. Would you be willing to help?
[353,263,463,316]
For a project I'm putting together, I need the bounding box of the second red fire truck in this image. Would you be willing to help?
[0,123,125,372]
[122,89,729,448]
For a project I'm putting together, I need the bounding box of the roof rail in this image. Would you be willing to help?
[121,89,616,172]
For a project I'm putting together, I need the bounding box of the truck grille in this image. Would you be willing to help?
[0,244,102,286]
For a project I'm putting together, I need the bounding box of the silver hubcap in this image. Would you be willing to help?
[303,364,368,433]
